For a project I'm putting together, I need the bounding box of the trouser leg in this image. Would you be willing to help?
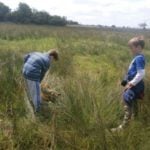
[120,89,136,128]
[120,104,132,128]
[121,100,139,128]
[25,79,41,112]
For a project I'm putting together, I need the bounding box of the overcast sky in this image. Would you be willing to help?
[1,0,150,27]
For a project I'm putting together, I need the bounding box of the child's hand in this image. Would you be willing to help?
[121,80,127,87]
[124,83,134,91]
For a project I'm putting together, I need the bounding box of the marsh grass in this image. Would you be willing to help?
[0,24,150,149]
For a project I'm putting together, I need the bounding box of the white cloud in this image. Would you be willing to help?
[1,0,150,27]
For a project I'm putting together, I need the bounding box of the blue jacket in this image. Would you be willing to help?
[124,54,145,96]
[124,54,145,83]
[23,52,51,82]
[127,54,145,81]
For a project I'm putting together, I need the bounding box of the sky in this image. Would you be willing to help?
[1,0,150,27]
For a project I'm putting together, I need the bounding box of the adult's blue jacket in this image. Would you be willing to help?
[23,52,50,82]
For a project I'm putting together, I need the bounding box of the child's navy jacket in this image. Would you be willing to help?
[126,54,145,82]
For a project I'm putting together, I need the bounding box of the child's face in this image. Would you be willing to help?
[129,44,141,55]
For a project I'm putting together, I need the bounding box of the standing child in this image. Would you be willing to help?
[23,50,59,112]
[112,36,146,131]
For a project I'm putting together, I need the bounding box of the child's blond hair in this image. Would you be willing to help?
[128,36,145,49]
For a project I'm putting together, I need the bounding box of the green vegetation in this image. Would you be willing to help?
[0,2,78,26]
[0,23,150,149]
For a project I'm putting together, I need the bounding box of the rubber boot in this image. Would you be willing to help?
[120,104,132,128]
[111,104,132,132]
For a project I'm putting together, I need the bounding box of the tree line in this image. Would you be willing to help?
[0,2,78,26]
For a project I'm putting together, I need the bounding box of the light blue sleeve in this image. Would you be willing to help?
[40,55,50,82]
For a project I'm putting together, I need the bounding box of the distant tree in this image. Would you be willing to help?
[0,2,78,26]
[139,23,147,29]
[9,11,21,23]
[67,20,79,25]
[49,16,67,26]
[0,2,10,21]
[32,10,51,25]
[14,3,32,23]
[111,25,116,28]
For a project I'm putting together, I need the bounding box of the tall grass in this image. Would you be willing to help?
[0,23,150,149]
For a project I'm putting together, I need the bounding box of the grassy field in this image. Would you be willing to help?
[0,23,150,150]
